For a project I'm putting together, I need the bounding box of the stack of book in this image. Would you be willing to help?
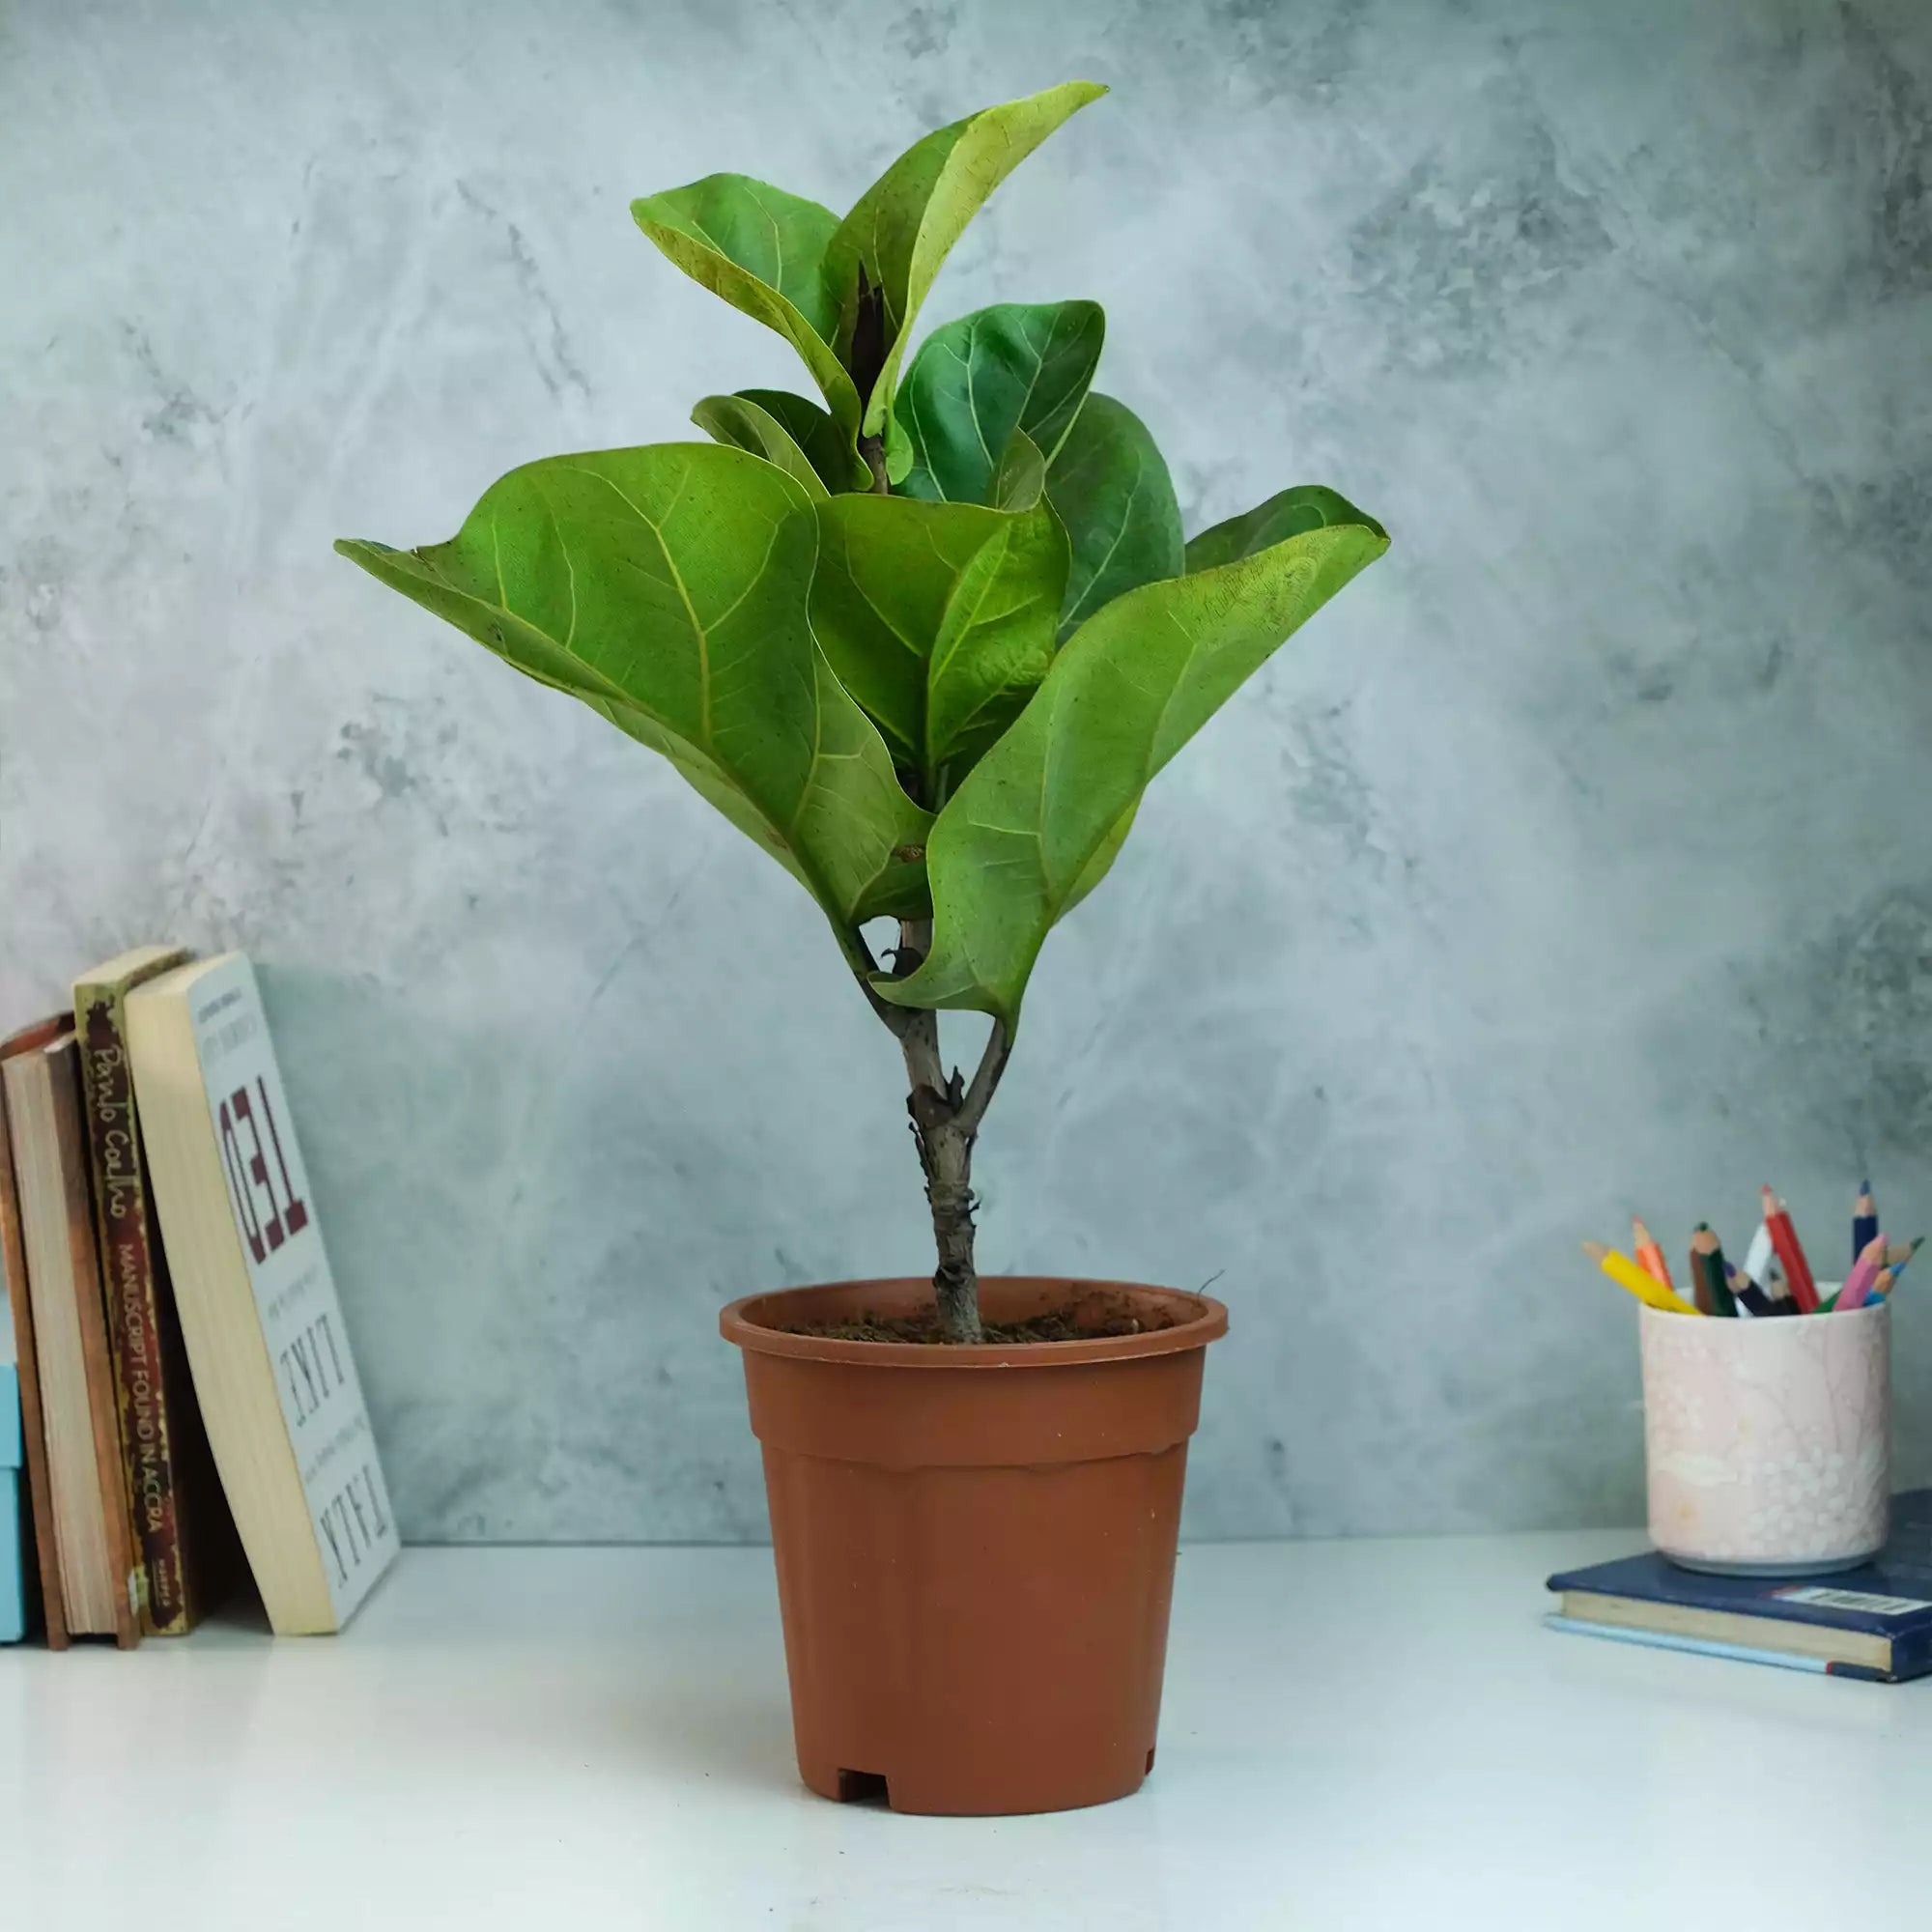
[0,948,396,1645]
[1547,1491,1932,1682]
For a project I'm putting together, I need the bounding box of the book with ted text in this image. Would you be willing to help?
[128,954,396,1634]
[75,945,236,1634]
[1547,1489,1932,1682]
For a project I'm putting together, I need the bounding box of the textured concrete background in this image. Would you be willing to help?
[4,0,1929,1541]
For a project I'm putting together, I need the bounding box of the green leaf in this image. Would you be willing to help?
[877,497,1390,1025]
[885,410,914,486]
[823,82,1106,437]
[335,444,930,949]
[735,389,871,494]
[1045,392,1184,639]
[632,176,862,437]
[990,427,1046,512]
[691,394,828,498]
[1185,486,1373,573]
[898,300,1105,504]
[810,491,1069,799]
[1061,800,1138,916]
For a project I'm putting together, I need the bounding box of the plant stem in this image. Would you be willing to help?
[851,922,1013,1342]
[840,378,1009,1338]
[916,1099,980,1340]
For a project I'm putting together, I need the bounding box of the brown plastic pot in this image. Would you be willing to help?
[720,1274,1228,1816]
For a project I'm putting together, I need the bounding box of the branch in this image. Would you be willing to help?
[899,1017,948,1119]
[954,1017,1011,1136]
[891,918,947,1098]
[847,926,915,1039]
[854,912,1010,1134]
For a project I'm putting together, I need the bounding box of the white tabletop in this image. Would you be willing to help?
[1,1533,1923,1929]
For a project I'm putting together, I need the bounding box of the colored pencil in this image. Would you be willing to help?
[1833,1238,1921,1310]
[1762,1187,1820,1314]
[1689,1224,1737,1316]
[1582,1242,1703,1316]
[1724,1260,1775,1319]
[1632,1216,1674,1292]
[1834,1234,1890,1313]
[1866,1238,1922,1303]
[1854,1182,1878,1267]
[1743,1224,1797,1312]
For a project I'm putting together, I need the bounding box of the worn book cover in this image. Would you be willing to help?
[75,945,236,1634]
[129,954,397,1633]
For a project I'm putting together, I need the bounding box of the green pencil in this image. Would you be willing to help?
[1691,1224,1738,1317]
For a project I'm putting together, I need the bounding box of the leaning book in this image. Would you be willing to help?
[127,953,396,1634]
[75,945,236,1634]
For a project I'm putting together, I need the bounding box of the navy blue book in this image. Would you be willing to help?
[1546,1490,1932,1683]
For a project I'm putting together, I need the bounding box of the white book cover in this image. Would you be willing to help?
[187,956,397,1624]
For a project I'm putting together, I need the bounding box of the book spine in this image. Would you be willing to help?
[1885,1626,1932,1684]
[76,987,189,1635]
[0,1028,71,1648]
[45,1039,141,1647]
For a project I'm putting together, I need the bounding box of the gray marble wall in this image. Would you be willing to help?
[4,0,1929,1541]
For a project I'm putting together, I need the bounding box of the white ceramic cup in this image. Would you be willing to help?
[1639,1297,1889,1575]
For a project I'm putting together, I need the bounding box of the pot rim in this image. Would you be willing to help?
[720,1274,1230,1369]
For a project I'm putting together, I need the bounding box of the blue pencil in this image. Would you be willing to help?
[1854,1182,1878,1268]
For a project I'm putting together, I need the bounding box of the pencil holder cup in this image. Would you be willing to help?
[1639,1300,1889,1576]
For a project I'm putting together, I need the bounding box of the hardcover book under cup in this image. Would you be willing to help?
[1640,1295,1889,1576]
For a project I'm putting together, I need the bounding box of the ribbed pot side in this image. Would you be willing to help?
[721,1275,1229,1816]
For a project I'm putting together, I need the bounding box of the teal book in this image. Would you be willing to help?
[1,1363,23,1642]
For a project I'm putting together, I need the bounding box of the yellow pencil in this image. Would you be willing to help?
[1581,1241,1705,1315]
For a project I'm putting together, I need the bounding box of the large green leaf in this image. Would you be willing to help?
[335,444,930,949]
[877,497,1391,1025]
[898,300,1105,504]
[810,486,1069,801]
[690,393,828,498]
[1185,485,1373,573]
[823,82,1105,437]
[1045,392,1184,639]
[632,176,862,437]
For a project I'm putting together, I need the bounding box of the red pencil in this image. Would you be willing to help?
[1762,1186,1819,1314]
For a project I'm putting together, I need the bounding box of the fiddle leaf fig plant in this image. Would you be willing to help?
[337,82,1388,1342]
